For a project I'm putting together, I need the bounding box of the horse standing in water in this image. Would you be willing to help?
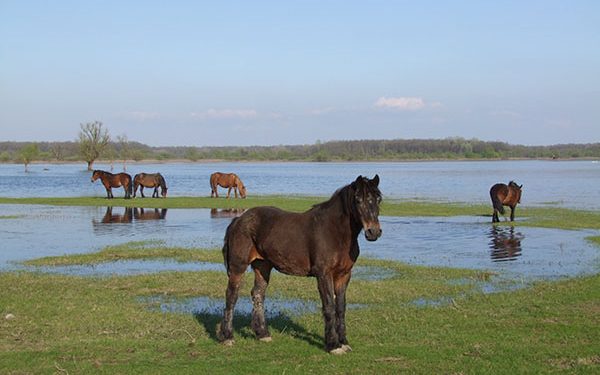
[490,181,523,222]
[210,172,246,199]
[218,175,382,354]
[91,170,133,199]
[133,173,168,198]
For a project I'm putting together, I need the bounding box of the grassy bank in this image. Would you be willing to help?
[2,195,600,231]
[1,243,599,374]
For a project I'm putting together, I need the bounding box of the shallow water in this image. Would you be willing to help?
[140,295,364,317]
[1,160,599,209]
[1,205,597,281]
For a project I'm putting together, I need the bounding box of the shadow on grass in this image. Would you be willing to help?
[194,312,323,349]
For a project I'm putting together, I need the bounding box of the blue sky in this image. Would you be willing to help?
[1,1,599,146]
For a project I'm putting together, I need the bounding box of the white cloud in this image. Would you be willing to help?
[374,96,426,111]
[190,109,258,120]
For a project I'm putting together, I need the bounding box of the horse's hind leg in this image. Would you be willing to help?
[250,260,273,341]
[140,186,145,198]
[218,271,244,345]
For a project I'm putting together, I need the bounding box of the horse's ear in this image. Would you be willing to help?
[519,184,523,189]
[355,175,363,183]
[372,174,380,187]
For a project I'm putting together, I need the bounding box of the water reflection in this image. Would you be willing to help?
[209,208,246,218]
[488,226,524,262]
[97,206,134,223]
[134,207,168,220]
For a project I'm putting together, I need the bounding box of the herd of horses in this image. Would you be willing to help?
[91,169,522,354]
[91,170,244,200]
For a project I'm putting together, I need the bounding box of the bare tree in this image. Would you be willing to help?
[78,121,110,171]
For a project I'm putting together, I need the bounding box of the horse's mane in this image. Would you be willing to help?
[311,178,381,215]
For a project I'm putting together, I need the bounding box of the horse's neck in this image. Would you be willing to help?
[317,192,362,237]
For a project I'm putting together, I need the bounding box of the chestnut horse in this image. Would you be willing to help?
[490,181,523,222]
[91,170,132,199]
[218,175,382,354]
[133,173,168,198]
[210,172,246,199]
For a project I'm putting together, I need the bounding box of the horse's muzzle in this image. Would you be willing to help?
[364,227,382,241]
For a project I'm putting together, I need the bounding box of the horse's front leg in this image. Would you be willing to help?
[510,205,516,221]
[152,187,158,198]
[234,187,238,198]
[317,274,342,354]
[334,272,352,352]
[227,187,232,199]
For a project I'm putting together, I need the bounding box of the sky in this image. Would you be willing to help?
[1,1,599,147]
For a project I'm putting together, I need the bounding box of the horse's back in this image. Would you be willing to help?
[226,206,313,275]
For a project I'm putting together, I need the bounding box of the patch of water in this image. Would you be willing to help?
[139,295,364,318]
[1,205,598,283]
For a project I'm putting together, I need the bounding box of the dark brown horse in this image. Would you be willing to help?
[91,170,133,199]
[218,175,382,354]
[490,181,523,222]
[210,172,246,199]
[133,173,168,198]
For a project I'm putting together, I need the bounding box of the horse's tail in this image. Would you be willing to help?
[222,217,239,272]
[490,188,505,215]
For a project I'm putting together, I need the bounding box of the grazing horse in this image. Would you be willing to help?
[218,175,382,354]
[490,181,523,223]
[91,170,133,199]
[210,172,246,199]
[133,173,168,198]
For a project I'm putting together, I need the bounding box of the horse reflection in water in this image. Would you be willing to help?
[93,207,167,228]
[133,208,168,220]
[210,208,246,219]
[98,206,134,223]
[488,226,524,262]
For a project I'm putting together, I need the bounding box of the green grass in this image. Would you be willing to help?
[1,243,599,374]
[2,195,600,231]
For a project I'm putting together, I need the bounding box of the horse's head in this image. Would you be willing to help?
[351,174,382,241]
[161,187,168,198]
[91,170,101,182]
[237,179,247,199]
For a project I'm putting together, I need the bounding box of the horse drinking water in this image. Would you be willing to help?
[218,175,382,354]
[91,170,133,199]
[210,172,246,198]
[133,173,168,198]
[490,181,523,223]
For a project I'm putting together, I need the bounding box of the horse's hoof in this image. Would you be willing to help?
[259,336,272,343]
[329,347,346,355]
[341,344,353,352]
[222,339,235,346]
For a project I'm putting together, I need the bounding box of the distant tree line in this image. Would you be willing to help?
[2,137,600,165]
